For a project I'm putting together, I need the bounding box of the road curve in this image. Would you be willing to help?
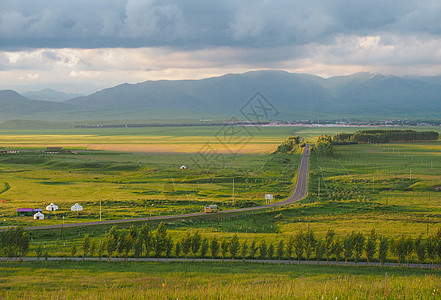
[23,145,310,231]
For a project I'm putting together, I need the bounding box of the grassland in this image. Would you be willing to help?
[1,125,441,298]
[1,261,440,299]
[1,125,440,234]
[0,125,310,226]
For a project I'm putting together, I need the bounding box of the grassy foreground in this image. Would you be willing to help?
[1,260,440,299]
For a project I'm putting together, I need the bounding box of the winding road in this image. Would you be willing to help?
[23,145,310,231]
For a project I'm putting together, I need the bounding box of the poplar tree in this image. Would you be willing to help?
[365,229,377,265]
[249,240,258,259]
[191,231,202,259]
[259,240,267,260]
[304,228,316,263]
[324,229,335,265]
[220,239,229,261]
[294,230,304,264]
[378,236,389,267]
[343,234,354,266]
[241,240,248,262]
[229,234,240,261]
[286,235,294,264]
[277,240,285,261]
[200,238,209,258]
[210,237,220,259]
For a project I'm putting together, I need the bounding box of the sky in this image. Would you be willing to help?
[1,0,441,94]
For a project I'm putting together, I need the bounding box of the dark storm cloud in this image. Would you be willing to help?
[0,0,440,49]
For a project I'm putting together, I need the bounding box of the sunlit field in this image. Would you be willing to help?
[0,125,440,231]
[1,125,441,299]
[1,261,440,299]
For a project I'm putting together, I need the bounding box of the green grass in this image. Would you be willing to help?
[0,135,301,227]
[0,261,440,299]
[1,127,440,250]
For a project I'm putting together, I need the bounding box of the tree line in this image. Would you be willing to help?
[0,226,30,259]
[313,135,334,156]
[68,224,441,268]
[4,224,441,268]
[333,129,439,144]
[274,136,302,154]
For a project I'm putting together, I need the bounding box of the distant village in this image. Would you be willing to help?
[0,146,79,155]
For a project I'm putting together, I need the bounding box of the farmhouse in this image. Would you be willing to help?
[17,208,43,216]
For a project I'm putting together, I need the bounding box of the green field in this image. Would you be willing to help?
[1,261,440,299]
[1,125,441,298]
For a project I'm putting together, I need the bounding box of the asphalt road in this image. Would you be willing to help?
[23,145,310,231]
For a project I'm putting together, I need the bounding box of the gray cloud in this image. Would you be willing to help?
[1,0,441,49]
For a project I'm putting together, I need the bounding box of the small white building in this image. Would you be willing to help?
[46,203,59,211]
[34,212,45,220]
[180,165,187,169]
[71,203,83,212]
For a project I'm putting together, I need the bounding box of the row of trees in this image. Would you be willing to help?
[0,226,30,259]
[314,135,334,156]
[274,135,302,154]
[70,224,441,268]
[4,224,441,268]
[333,129,439,144]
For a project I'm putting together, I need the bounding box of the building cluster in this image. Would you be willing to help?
[16,202,83,220]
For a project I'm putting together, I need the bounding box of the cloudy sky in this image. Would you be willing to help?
[1,0,441,94]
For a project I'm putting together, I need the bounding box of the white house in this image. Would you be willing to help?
[71,203,83,212]
[33,212,45,220]
[46,203,59,211]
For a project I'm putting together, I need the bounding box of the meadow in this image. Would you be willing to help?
[1,260,440,299]
[0,125,440,233]
[1,124,441,298]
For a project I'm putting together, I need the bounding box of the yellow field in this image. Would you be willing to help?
[0,135,281,153]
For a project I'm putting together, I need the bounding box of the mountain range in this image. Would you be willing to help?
[1,71,441,121]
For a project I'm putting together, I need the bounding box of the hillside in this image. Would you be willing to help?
[2,71,441,121]
[0,90,76,119]
[67,71,441,120]
[21,88,83,102]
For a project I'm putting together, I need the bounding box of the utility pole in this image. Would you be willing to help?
[232,177,235,203]
[99,197,102,221]
[318,177,320,200]
[60,216,64,239]
[372,173,375,193]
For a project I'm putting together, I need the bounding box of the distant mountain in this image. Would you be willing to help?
[67,70,441,119]
[2,71,441,121]
[67,70,333,119]
[21,88,83,102]
[0,90,76,119]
